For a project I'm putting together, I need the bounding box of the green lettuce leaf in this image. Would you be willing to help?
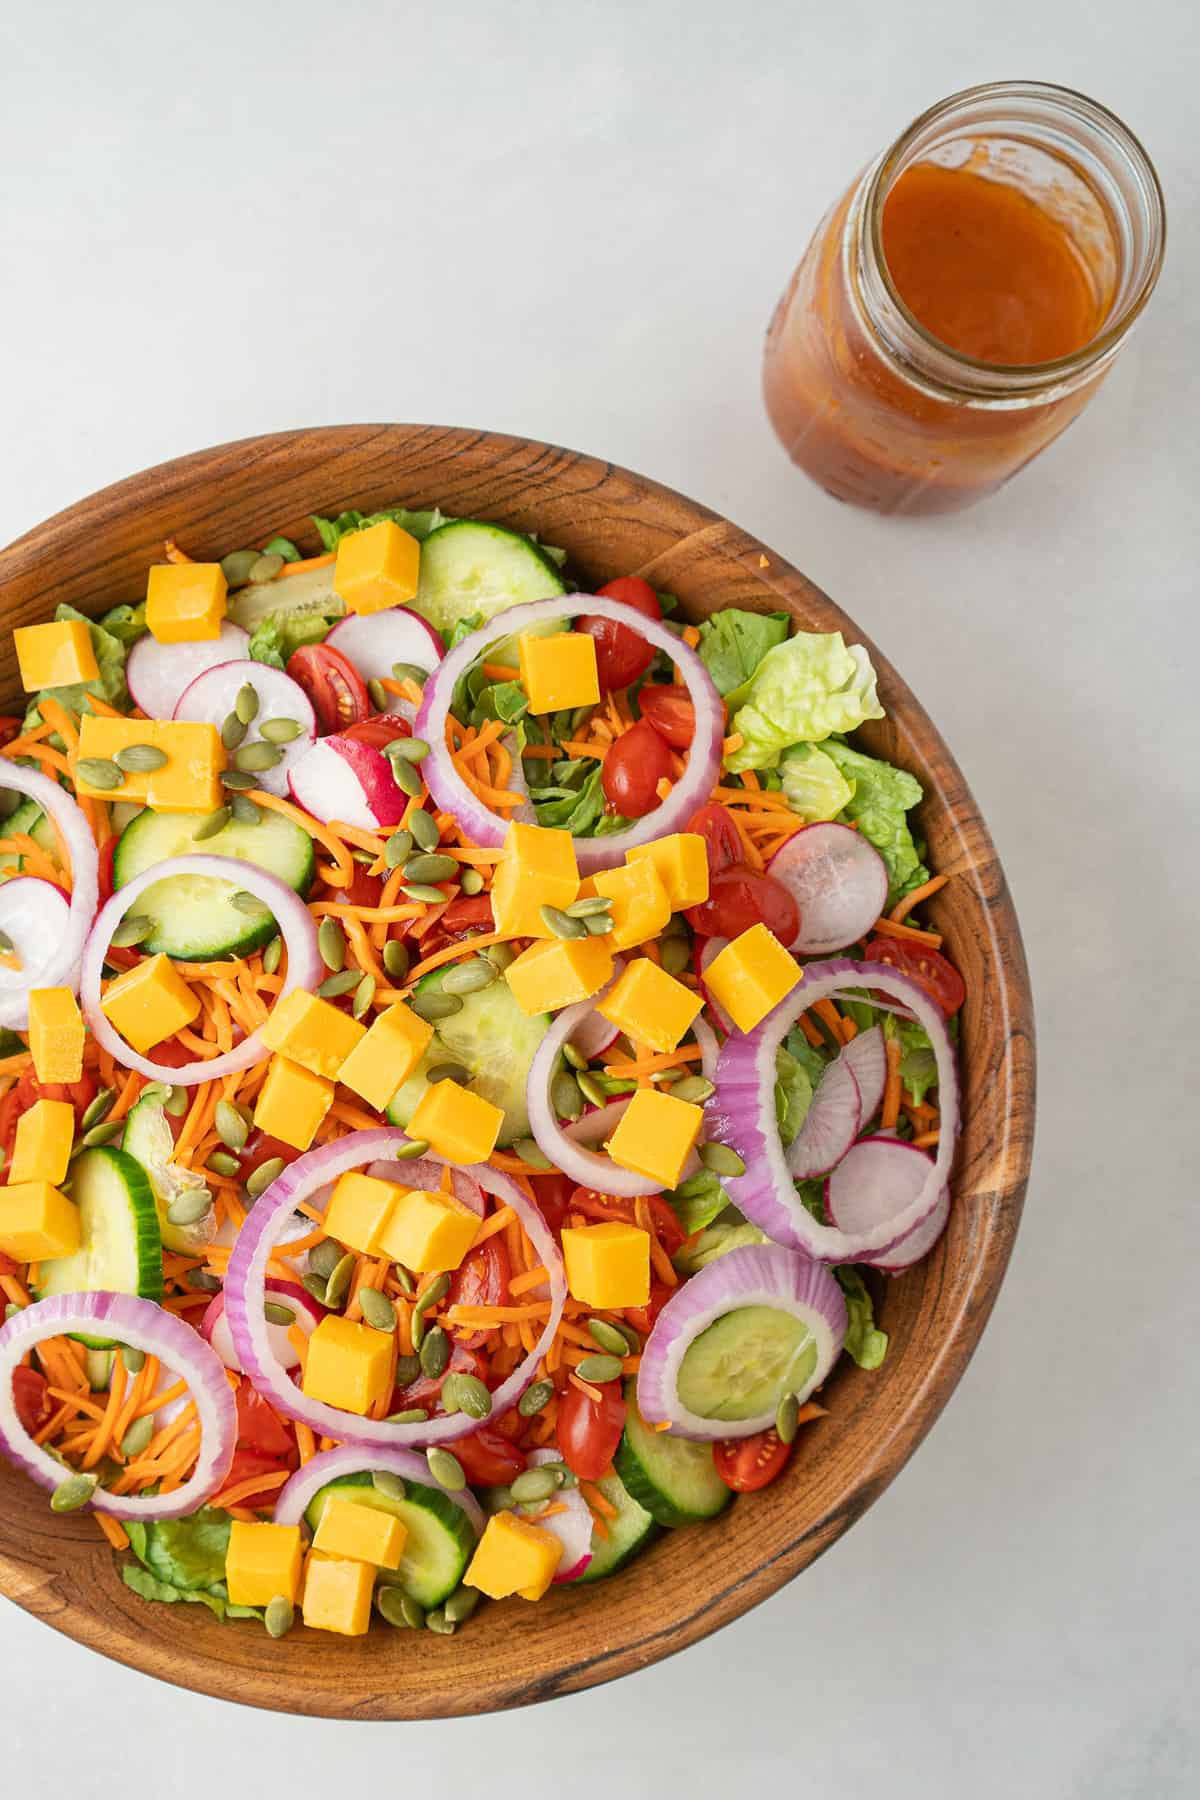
[532,763,630,837]
[135,1507,231,1590]
[726,633,884,772]
[774,1047,813,1148]
[665,1169,731,1237]
[312,505,451,552]
[25,603,131,722]
[120,1564,261,1622]
[779,742,855,822]
[822,740,929,903]
[697,608,789,698]
[97,601,148,647]
[673,1221,767,1275]
[248,607,335,670]
[446,611,484,651]
[835,1267,889,1369]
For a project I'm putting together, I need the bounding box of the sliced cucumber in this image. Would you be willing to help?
[227,562,344,636]
[122,1095,216,1254]
[112,804,314,960]
[37,1147,163,1345]
[303,1472,475,1608]
[614,1383,731,1528]
[573,1469,659,1582]
[386,965,548,1147]
[0,798,57,872]
[677,1305,818,1423]
[415,520,566,642]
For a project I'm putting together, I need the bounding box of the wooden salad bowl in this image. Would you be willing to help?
[0,425,1035,1718]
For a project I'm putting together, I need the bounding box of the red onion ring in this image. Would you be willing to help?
[526,989,664,1196]
[273,1442,485,1536]
[0,762,99,1028]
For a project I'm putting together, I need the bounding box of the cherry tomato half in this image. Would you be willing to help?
[623,1280,674,1337]
[557,1377,626,1482]
[567,1188,686,1256]
[452,1426,527,1487]
[687,864,799,945]
[863,936,966,1018]
[713,1427,794,1492]
[13,1366,51,1435]
[234,1380,297,1461]
[0,1072,98,1162]
[685,802,744,881]
[446,1237,511,1349]
[237,1131,301,1183]
[528,1172,572,1236]
[286,644,370,734]
[602,717,674,818]
[0,717,23,750]
[578,577,661,691]
[342,712,411,752]
[437,894,495,940]
[328,862,384,910]
[639,683,695,750]
[220,1447,296,1510]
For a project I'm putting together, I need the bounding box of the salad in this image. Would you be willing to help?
[0,506,962,1639]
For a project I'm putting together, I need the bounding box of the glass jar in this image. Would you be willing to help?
[762,81,1166,514]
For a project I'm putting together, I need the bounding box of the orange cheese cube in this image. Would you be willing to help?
[0,1182,81,1262]
[703,923,802,1033]
[253,1055,334,1151]
[8,1098,75,1186]
[74,716,155,803]
[376,1186,479,1273]
[626,832,709,911]
[73,716,226,812]
[13,619,99,692]
[300,1553,375,1635]
[518,630,600,715]
[504,935,614,1016]
[322,1171,404,1256]
[595,956,702,1053]
[312,1493,406,1569]
[225,1521,304,1606]
[463,1510,562,1602]
[145,562,228,643]
[561,1220,650,1309]
[302,1315,393,1415]
[99,954,201,1054]
[490,822,579,940]
[605,1086,704,1188]
[334,520,421,615]
[259,989,366,1081]
[27,988,84,1082]
[406,1080,503,1166]
[592,858,671,951]
[336,1001,433,1111]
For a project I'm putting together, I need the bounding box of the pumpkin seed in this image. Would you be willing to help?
[164,1085,189,1118]
[518,1379,555,1417]
[221,549,260,587]
[408,808,439,850]
[440,958,496,998]
[391,662,427,688]
[264,1594,295,1638]
[317,916,346,971]
[189,1267,222,1293]
[383,939,410,981]
[77,757,123,791]
[358,1286,397,1332]
[316,969,360,997]
[50,1472,98,1512]
[221,711,247,750]
[367,678,389,711]
[392,1354,421,1386]
[562,1041,588,1072]
[259,715,304,744]
[385,1407,429,1426]
[168,1188,214,1225]
[206,1150,240,1178]
[667,1075,715,1104]
[375,1585,413,1628]
[81,1120,122,1147]
[305,1239,341,1281]
[427,1062,469,1086]
[370,1470,406,1502]
[552,1071,583,1121]
[540,904,586,940]
[220,768,257,791]
[262,934,282,974]
[586,1318,632,1357]
[662,911,688,937]
[410,990,463,1023]
[80,1088,116,1132]
[426,1447,465,1491]
[228,891,266,917]
[302,1273,330,1306]
[575,1353,624,1384]
[235,683,260,724]
[444,1586,479,1625]
[215,1099,249,1150]
[403,852,458,884]
[456,1374,493,1420]
[459,867,484,896]
[388,736,430,764]
[415,1273,451,1312]
[513,1137,552,1170]
[659,936,691,977]
[699,1141,746,1177]
[85,1348,113,1390]
[419,1325,450,1379]
[119,1345,146,1375]
[229,794,261,825]
[402,881,447,904]
[583,913,614,935]
[263,1302,296,1329]
[192,806,232,841]
[384,829,413,869]
[324,1252,356,1310]
[247,1155,285,1197]
[510,1466,561,1504]
[483,941,516,972]
[115,741,167,773]
[439,1371,465,1414]
[120,1415,155,1459]
[390,1137,428,1163]
[565,896,612,919]
[775,1391,801,1445]
[234,739,284,773]
[349,972,374,1019]
[391,759,423,800]
[248,552,284,583]
[576,1070,607,1108]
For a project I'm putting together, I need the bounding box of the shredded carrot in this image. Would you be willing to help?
[295,1421,317,1465]
[881,1038,902,1130]
[579,1480,618,1519]
[813,998,850,1045]
[603,1043,703,1079]
[404,931,515,985]
[95,1514,130,1551]
[869,914,943,950]
[570,1370,604,1405]
[508,1266,549,1297]
[469,1206,516,1249]
[210,1468,289,1511]
[482,661,520,680]
[279,551,336,577]
[80,1357,128,1468]
[249,790,356,887]
[890,873,949,923]
[911,1130,941,1149]
[163,537,193,563]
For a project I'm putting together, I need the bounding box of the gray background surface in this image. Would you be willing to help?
[0,2,1195,1794]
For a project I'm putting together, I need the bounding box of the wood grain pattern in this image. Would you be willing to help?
[0,425,1035,1718]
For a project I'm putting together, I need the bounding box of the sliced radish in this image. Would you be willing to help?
[696,936,732,1031]
[201,1279,323,1373]
[768,824,889,954]
[871,1186,950,1272]
[288,735,407,830]
[824,1137,943,1270]
[0,878,72,996]
[127,621,249,721]
[526,1449,594,1581]
[174,661,316,798]
[786,1054,861,1179]
[841,1024,887,1124]
[325,607,444,685]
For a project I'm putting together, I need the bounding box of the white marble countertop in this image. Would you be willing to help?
[1,2,1195,1794]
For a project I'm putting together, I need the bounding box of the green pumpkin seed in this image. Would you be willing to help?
[247,1155,285,1197]
[206,1150,240,1178]
[426,1447,465,1491]
[392,1354,421,1386]
[427,1062,469,1086]
[540,904,586,940]
[518,1379,555,1418]
[80,1088,116,1133]
[230,890,267,915]
[221,549,261,587]
[261,934,282,975]
[375,1585,412,1628]
[259,716,304,744]
[444,1586,479,1625]
[410,990,463,1023]
[316,969,360,998]
[168,1188,214,1225]
[77,757,123,791]
[120,1415,155,1459]
[387,736,430,764]
[264,1594,295,1638]
[358,1286,397,1333]
[248,552,284,583]
[215,1099,249,1151]
[391,662,428,688]
[234,787,265,821]
[586,1318,633,1357]
[440,958,496,997]
[456,1374,493,1420]
[562,1041,588,1072]
[188,1268,222,1293]
[510,1466,561,1504]
[50,1472,98,1513]
[384,829,413,869]
[775,1391,801,1445]
[119,1345,146,1375]
[383,939,410,981]
[439,1371,464,1414]
[221,712,247,750]
[264,1301,296,1328]
[513,1137,552,1170]
[370,1470,406,1502]
[565,896,612,919]
[86,1348,113,1391]
[575,1353,624,1384]
[699,1141,746,1177]
[662,911,688,938]
[403,852,458,884]
[391,760,423,800]
[459,867,484,896]
[81,1120,122,1148]
[667,1075,715,1104]
[324,1252,356,1310]
[103,917,152,953]
[234,739,284,773]
[390,1137,428,1163]
[419,1325,450,1379]
[220,768,257,791]
[317,916,347,971]
[659,936,691,976]
[408,808,439,850]
[483,940,516,972]
[385,1407,429,1425]
[234,683,260,724]
[192,807,232,841]
[115,742,167,773]
[576,1070,607,1109]
[306,1238,342,1280]
[302,1273,330,1307]
[552,1070,583,1121]
[351,972,375,1019]
[164,1086,189,1118]
[583,913,614,935]
[367,678,389,711]
[402,881,448,904]
[415,1273,451,1313]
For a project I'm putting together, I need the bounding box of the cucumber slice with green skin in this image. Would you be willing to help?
[0,798,57,873]
[614,1382,732,1528]
[113,805,314,960]
[415,520,566,643]
[303,1472,475,1608]
[573,1469,659,1582]
[36,1147,163,1346]
[122,1095,216,1254]
[227,562,344,636]
[386,964,548,1147]
[676,1305,819,1423]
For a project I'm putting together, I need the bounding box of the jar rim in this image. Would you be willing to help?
[861,79,1167,396]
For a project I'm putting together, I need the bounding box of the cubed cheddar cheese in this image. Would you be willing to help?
[8,1098,75,1186]
[592,857,671,951]
[561,1220,650,1310]
[27,988,84,1082]
[302,1314,394,1415]
[703,922,802,1033]
[595,955,702,1053]
[504,934,614,1016]
[626,832,709,911]
[376,1186,479,1273]
[99,954,201,1054]
[605,1087,704,1188]
[145,562,227,643]
[74,716,226,812]
[13,619,99,692]
[490,822,579,940]
[74,716,156,802]
[0,1182,80,1262]
[518,630,600,715]
[334,520,421,615]
[464,1510,562,1602]
[312,1494,406,1569]
[225,1520,304,1607]
[254,1056,334,1151]
[323,1171,404,1256]
[336,1001,433,1111]
[259,989,366,1081]
[407,1080,503,1167]
[301,1553,375,1636]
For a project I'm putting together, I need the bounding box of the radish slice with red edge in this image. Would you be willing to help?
[0,1293,235,1519]
[80,852,321,1083]
[706,958,958,1263]
[174,661,315,797]
[840,1023,887,1124]
[273,1443,485,1537]
[0,878,72,1001]
[767,823,889,954]
[224,1128,566,1448]
[637,1244,846,1441]
[825,1137,950,1271]
[126,620,249,721]
[415,595,723,872]
[325,606,445,685]
[288,734,408,830]
[526,1448,593,1581]
[201,1279,323,1373]
[0,763,98,1029]
[871,1183,950,1272]
[785,1054,861,1179]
